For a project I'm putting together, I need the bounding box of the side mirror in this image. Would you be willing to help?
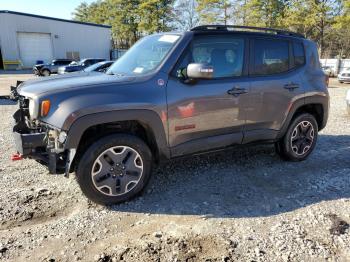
[187,63,214,79]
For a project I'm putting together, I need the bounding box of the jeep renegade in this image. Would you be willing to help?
[12,25,329,205]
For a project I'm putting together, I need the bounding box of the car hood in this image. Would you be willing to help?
[18,72,136,97]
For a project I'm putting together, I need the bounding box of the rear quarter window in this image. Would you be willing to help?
[252,38,289,76]
[293,42,306,67]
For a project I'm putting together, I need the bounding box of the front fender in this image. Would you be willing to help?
[64,109,170,159]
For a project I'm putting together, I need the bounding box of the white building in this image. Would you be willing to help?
[0,10,111,69]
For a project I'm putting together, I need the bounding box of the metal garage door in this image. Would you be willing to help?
[17,32,53,68]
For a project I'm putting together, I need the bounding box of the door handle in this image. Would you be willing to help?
[227,87,248,97]
[284,83,300,90]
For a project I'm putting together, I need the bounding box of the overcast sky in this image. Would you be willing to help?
[0,0,96,19]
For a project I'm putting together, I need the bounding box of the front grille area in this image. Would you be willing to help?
[19,96,29,109]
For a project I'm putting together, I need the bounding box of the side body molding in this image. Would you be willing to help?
[64,109,170,159]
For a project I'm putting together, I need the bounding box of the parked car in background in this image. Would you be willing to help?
[12,25,329,205]
[322,66,335,77]
[338,68,350,83]
[83,61,114,73]
[57,58,106,74]
[346,90,350,114]
[58,61,113,75]
[33,59,74,76]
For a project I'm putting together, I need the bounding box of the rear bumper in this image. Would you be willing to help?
[338,77,350,82]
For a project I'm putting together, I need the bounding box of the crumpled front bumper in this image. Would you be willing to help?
[13,131,46,155]
[12,103,67,175]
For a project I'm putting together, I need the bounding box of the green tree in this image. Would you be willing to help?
[241,0,289,27]
[72,2,92,22]
[282,0,341,57]
[138,0,175,33]
[73,0,174,48]
[197,0,233,25]
[330,0,350,57]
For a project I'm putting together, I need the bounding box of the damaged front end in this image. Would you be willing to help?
[12,96,70,175]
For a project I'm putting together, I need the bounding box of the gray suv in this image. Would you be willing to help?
[33,59,74,76]
[12,25,329,205]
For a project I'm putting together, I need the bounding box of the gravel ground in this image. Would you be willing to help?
[0,79,349,262]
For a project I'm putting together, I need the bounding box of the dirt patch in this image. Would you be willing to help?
[328,214,349,236]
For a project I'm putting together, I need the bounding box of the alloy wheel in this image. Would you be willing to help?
[290,121,315,156]
[91,146,143,196]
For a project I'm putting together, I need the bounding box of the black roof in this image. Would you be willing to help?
[0,10,111,29]
[191,25,305,39]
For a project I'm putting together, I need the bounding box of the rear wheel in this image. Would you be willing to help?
[42,69,50,76]
[276,113,318,161]
[76,134,152,205]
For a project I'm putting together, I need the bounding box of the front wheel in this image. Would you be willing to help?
[76,134,153,205]
[276,113,318,161]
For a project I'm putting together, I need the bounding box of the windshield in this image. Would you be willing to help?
[107,34,181,76]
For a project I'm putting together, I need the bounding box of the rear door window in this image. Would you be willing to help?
[252,38,290,75]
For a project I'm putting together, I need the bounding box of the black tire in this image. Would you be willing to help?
[76,134,152,205]
[276,113,318,161]
[41,69,50,76]
[339,81,344,84]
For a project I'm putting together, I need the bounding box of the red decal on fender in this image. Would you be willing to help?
[175,124,196,131]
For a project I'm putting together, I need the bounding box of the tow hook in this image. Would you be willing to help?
[11,153,23,161]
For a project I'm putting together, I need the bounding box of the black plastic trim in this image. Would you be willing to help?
[64,110,170,159]
[13,131,46,155]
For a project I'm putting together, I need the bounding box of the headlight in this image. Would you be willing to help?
[29,99,35,117]
[58,131,67,143]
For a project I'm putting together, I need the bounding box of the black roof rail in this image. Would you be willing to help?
[191,25,305,38]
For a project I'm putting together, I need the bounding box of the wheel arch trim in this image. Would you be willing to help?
[278,95,329,139]
[64,109,170,159]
